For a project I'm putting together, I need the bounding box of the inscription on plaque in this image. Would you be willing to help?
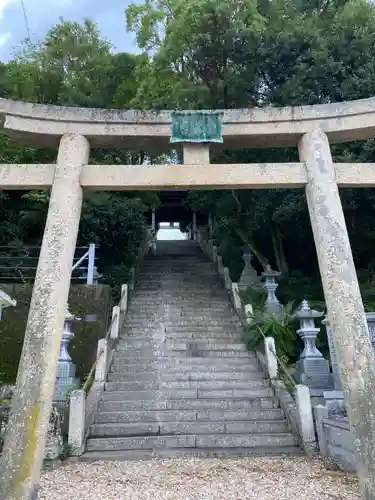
[170,111,224,143]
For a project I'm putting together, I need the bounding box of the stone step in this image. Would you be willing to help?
[101,389,199,401]
[124,323,242,330]
[164,325,242,331]
[89,419,289,438]
[94,409,196,424]
[133,293,227,296]
[197,388,273,398]
[116,341,248,352]
[98,397,278,413]
[114,349,254,359]
[130,297,231,302]
[86,432,298,452]
[131,293,229,298]
[105,379,269,392]
[129,302,234,306]
[129,299,233,304]
[134,296,225,300]
[124,316,239,322]
[125,315,238,320]
[127,307,233,313]
[94,407,283,424]
[136,284,226,290]
[100,387,273,402]
[135,289,225,294]
[110,361,259,373]
[81,445,302,461]
[123,319,240,327]
[122,333,244,342]
[138,268,215,272]
[111,356,259,367]
[107,371,264,382]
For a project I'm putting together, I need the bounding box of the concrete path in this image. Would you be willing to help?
[39,456,360,500]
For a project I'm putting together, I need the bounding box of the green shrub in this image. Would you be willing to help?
[244,302,301,364]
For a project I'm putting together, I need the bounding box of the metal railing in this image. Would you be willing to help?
[0,243,98,284]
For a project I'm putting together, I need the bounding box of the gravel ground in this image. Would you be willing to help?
[38,456,361,500]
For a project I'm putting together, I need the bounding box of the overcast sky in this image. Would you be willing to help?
[0,0,139,61]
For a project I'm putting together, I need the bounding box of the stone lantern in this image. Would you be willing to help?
[261,265,282,316]
[238,246,261,292]
[53,307,80,402]
[295,300,332,390]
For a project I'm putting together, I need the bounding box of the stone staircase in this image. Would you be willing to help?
[83,240,300,460]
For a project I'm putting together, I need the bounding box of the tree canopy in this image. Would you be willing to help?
[1,2,375,306]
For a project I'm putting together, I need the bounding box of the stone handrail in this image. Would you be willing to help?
[68,229,151,455]
[197,229,316,453]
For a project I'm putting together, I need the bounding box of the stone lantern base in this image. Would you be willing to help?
[296,357,333,389]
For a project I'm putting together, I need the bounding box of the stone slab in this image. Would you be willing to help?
[196,408,284,422]
[101,389,198,402]
[86,435,195,451]
[196,433,298,448]
[225,420,288,434]
[94,410,197,424]
[198,388,273,399]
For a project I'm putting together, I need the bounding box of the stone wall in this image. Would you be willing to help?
[0,284,112,384]
[315,410,356,472]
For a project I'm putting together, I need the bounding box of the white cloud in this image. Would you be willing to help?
[0,31,11,47]
[0,0,16,23]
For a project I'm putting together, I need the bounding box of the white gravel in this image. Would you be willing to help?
[38,456,361,500]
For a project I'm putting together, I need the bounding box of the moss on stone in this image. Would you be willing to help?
[0,284,113,384]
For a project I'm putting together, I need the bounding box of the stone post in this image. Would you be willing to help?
[151,207,156,233]
[217,255,225,280]
[212,246,218,264]
[314,405,329,456]
[365,312,375,352]
[0,133,89,500]
[231,283,242,313]
[182,143,210,164]
[299,129,375,498]
[110,306,120,341]
[95,339,108,383]
[208,212,213,237]
[192,212,197,241]
[264,337,278,379]
[223,267,232,292]
[295,300,332,389]
[295,385,315,446]
[239,247,261,292]
[244,303,254,323]
[262,265,282,317]
[120,284,129,316]
[68,390,86,456]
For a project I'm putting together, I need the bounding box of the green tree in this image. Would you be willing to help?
[126,0,265,109]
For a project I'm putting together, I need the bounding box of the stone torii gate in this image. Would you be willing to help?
[1,97,375,499]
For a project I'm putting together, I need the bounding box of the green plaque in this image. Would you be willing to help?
[170,111,224,143]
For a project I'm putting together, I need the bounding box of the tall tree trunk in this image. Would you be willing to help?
[235,227,269,270]
[270,220,289,274]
